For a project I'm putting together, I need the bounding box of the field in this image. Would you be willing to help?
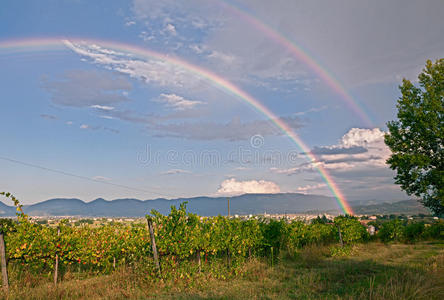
[0,193,443,299]
[0,242,443,299]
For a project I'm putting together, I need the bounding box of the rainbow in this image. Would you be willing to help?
[0,37,354,214]
[217,0,373,127]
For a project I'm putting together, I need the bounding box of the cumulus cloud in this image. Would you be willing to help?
[217,178,281,195]
[42,69,132,107]
[272,128,390,175]
[156,93,204,110]
[149,115,301,141]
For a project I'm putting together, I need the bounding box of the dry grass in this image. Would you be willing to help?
[0,242,443,299]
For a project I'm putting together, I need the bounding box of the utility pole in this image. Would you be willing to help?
[227,197,230,217]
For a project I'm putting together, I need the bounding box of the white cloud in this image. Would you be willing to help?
[207,50,236,64]
[156,93,204,110]
[64,40,202,90]
[66,121,73,125]
[272,128,390,175]
[217,178,281,195]
[80,124,89,129]
[295,183,327,194]
[164,23,177,35]
[161,169,191,175]
[90,105,115,111]
[99,115,115,120]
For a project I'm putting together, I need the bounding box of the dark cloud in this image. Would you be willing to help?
[42,70,132,107]
[309,146,368,155]
[322,155,382,165]
[147,116,302,141]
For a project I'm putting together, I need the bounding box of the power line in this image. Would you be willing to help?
[0,156,177,198]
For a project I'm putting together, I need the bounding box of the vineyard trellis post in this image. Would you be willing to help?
[0,232,9,293]
[338,226,344,247]
[146,217,161,276]
[54,227,60,286]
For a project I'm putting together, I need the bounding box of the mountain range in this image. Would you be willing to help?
[0,193,424,217]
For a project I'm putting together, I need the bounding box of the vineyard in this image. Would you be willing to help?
[0,192,443,299]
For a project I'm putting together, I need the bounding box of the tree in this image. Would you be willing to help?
[385,59,444,216]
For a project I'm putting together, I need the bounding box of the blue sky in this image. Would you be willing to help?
[1,0,443,204]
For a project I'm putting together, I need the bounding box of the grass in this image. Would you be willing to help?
[1,241,443,299]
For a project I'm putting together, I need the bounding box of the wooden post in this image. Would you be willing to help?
[113,257,116,269]
[0,232,9,293]
[227,198,230,217]
[338,226,344,247]
[147,217,161,276]
[197,250,201,273]
[226,248,231,268]
[54,227,60,286]
[271,246,274,267]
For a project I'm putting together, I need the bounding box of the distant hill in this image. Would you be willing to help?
[0,193,341,217]
[0,194,429,217]
[351,199,431,215]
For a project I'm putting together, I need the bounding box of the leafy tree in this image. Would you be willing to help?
[385,59,444,216]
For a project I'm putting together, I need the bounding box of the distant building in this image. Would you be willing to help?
[367,225,376,235]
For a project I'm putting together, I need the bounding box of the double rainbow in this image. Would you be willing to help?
[0,37,354,215]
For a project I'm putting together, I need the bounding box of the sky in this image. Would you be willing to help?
[1,0,443,205]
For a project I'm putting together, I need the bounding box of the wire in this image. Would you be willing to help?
[0,156,177,198]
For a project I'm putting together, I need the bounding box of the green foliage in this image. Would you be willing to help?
[377,219,405,242]
[0,218,16,234]
[2,191,442,282]
[384,59,444,216]
[423,220,444,239]
[402,222,425,242]
[334,215,369,244]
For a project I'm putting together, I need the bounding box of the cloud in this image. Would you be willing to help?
[309,146,368,155]
[272,128,390,175]
[79,124,118,134]
[293,105,328,116]
[92,176,112,181]
[156,93,204,110]
[40,114,57,120]
[42,69,132,107]
[103,127,120,134]
[148,115,301,141]
[163,23,177,36]
[160,168,191,175]
[90,105,115,111]
[207,50,236,64]
[295,183,327,194]
[217,178,281,195]
[64,40,203,89]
